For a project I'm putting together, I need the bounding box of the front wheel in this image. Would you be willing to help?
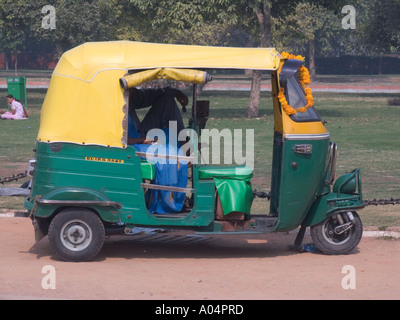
[48,208,105,262]
[310,211,363,255]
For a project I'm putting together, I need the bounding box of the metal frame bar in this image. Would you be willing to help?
[140,183,195,194]
[135,151,196,162]
[36,199,122,209]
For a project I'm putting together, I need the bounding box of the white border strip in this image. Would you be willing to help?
[363,231,400,239]
[284,133,330,141]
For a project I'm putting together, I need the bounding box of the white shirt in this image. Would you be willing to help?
[10,99,25,118]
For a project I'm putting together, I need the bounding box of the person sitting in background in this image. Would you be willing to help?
[0,95,28,120]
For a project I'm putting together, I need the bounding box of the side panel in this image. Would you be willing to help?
[29,142,142,222]
[28,142,215,227]
[269,132,283,216]
[276,135,330,231]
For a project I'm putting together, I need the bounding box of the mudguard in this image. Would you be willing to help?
[304,169,365,227]
[27,187,122,223]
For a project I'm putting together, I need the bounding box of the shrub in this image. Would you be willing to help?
[388,97,400,106]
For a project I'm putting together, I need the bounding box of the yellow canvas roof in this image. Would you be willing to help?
[54,41,281,81]
[38,41,281,148]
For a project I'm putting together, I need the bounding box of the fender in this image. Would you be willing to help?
[29,186,122,223]
[304,169,364,227]
[303,191,365,227]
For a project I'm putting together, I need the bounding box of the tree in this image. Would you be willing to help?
[246,1,272,117]
[363,0,400,53]
[0,0,34,72]
[0,0,116,70]
[106,0,150,42]
[274,2,340,81]
[129,0,239,44]
[34,0,115,58]
[359,0,400,73]
[0,1,4,68]
[0,1,4,31]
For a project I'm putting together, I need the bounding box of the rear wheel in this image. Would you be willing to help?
[310,211,362,255]
[48,208,105,262]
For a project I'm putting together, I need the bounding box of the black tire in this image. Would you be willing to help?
[310,211,363,255]
[48,208,105,262]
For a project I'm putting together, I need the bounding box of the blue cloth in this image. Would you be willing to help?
[147,143,188,214]
[128,114,140,139]
[130,127,188,214]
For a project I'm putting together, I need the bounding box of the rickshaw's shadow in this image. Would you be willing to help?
[97,232,315,261]
[28,231,359,261]
[28,232,310,261]
[28,237,54,259]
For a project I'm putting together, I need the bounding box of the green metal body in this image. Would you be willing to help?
[25,134,364,236]
[304,168,364,227]
[269,133,363,230]
[26,142,215,228]
[272,135,330,231]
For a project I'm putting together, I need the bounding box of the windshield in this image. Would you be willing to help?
[285,77,320,122]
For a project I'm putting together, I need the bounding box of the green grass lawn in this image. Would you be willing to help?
[1,86,400,229]
[0,89,44,163]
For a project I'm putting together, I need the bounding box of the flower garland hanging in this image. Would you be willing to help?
[278,51,314,116]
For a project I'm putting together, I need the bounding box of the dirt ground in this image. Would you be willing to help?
[0,215,399,301]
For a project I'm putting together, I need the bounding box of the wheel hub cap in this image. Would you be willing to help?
[60,220,93,252]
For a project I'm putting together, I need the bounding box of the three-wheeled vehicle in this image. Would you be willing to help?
[24,41,364,261]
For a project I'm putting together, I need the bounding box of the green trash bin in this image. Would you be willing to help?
[6,77,27,108]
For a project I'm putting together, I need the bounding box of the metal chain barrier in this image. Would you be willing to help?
[0,172,27,185]
[364,198,400,206]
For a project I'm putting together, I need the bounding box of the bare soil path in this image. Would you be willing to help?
[0,215,399,300]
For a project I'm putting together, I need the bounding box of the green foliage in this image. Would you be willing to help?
[360,0,400,55]
[38,0,115,56]
[1,0,398,73]
[0,1,33,54]
[273,2,340,55]
[0,0,117,67]
[128,0,241,44]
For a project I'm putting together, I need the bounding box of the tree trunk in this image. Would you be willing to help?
[14,54,18,76]
[378,54,383,75]
[309,38,316,81]
[247,2,272,118]
[246,70,262,118]
[4,50,11,71]
[56,44,64,59]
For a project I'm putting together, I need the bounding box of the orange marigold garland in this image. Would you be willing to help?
[279,52,314,115]
[281,51,305,61]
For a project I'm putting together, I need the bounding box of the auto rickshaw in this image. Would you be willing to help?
[24,41,364,261]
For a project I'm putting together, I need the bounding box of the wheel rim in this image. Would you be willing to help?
[60,219,93,252]
[322,214,352,246]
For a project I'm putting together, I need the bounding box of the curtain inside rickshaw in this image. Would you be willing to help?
[119,68,212,89]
